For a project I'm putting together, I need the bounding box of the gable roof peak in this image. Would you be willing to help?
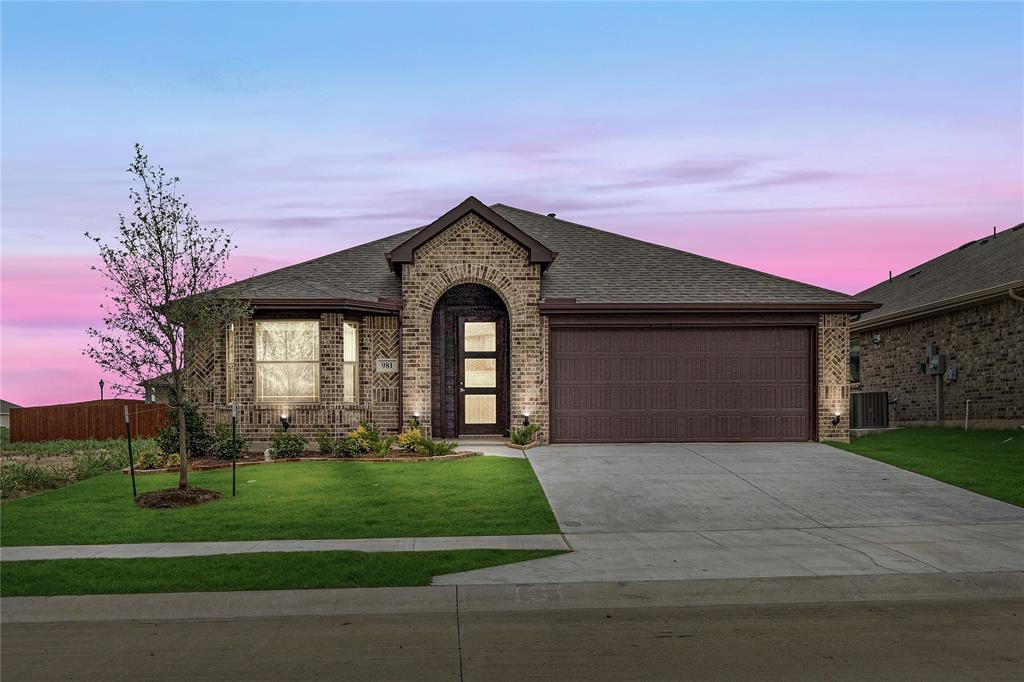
[386,196,557,272]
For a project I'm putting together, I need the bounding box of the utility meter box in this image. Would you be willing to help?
[926,354,945,375]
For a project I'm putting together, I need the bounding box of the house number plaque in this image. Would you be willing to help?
[375,358,398,373]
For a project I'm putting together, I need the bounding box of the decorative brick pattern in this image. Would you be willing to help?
[399,213,547,441]
[855,298,1023,428]
[363,315,401,432]
[817,313,851,442]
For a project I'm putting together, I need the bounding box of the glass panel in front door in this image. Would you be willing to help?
[464,394,497,424]
[464,322,496,352]
[464,358,496,387]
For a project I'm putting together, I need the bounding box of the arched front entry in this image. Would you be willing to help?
[431,283,510,438]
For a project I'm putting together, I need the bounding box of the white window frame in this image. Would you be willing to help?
[343,322,359,404]
[255,320,321,403]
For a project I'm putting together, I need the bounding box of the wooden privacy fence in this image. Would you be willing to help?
[8,399,170,443]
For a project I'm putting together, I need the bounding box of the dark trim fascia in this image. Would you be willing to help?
[250,298,402,314]
[387,196,557,272]
[547,312,819,327]
[850,281,1024,331]
[539,301,881,314]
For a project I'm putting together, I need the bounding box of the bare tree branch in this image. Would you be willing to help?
[85,144,251,490]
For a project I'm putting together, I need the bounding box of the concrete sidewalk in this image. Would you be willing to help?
[0,534,569,562]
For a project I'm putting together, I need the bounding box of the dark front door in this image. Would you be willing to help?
[458,316,506,435]
[431,284,510,438]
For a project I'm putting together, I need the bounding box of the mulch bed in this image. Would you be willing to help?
[135,487,223,509]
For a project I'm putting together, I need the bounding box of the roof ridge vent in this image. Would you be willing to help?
[908,270,922,279]
[957,240,976,250]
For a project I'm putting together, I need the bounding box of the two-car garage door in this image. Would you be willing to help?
[549,327,813,442]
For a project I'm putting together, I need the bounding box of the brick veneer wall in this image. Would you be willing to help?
[854,298,1023,427]
[400,213,547,441]
[817,313,851,442]
[190,312,401,447]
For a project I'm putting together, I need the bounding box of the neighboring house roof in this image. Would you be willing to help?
[214,199,872,311]
[1,400,21,414]
[853,223,1024,330]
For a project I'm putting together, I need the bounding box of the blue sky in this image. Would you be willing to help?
[2,1,1022,404]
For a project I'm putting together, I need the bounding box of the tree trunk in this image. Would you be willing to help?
[177,403,189,489]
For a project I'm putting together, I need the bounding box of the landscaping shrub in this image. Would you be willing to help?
[136,449,166,470]
[397,426,423,453]
[212,424,247,460]
[508,424,541,446]
[165,453,182,468]
[335,435,362,457]
[71,451,128,480]
[270,429,307,458]
[155,404,214,459]
[316,430,340,456]
[374,436,397,457]
[0,436,154,498]
[0,462,65,497]
[348,421,382,453]
[413,436,458,457]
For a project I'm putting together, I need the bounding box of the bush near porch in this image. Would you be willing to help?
[0,458,559,546]
[828,428,1024,508]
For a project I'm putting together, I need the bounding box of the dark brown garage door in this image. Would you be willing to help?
[550,327,813,442]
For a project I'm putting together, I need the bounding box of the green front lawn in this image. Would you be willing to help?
[0,458,559,546]
[828,428,1024,507]
[0,549,566,597]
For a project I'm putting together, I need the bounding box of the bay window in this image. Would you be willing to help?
[255,320,320,403]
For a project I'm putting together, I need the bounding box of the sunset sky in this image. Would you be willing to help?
[2,2,1022,406]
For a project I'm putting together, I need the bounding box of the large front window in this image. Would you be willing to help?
[255,320,320,402]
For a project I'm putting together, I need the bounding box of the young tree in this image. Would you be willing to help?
[86,144,250,490]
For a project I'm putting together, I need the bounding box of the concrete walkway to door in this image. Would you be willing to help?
[435,442,1024,584]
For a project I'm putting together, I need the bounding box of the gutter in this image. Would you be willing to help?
[250,298,403,314]
[850,280,1024,332]
[538,301,881,315]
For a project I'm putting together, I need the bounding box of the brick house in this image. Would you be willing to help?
[851,223,1024,429]
[192,197,875,446]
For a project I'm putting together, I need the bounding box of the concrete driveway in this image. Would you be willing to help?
[437,442,1024,584]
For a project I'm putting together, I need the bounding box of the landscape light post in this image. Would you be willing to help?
[231,403,237,497]
[99,379,105,400]
[124,405,137,498]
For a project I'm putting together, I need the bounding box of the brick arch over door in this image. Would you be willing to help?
[399,214,547,440]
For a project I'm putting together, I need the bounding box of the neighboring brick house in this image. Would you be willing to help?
[851,223,1024,429]
[192,197,875,446]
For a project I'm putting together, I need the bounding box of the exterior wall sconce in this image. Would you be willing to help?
[280,413,290,431]
[522,412,530,426]
[872,335,881,346]
[831,413,842,426]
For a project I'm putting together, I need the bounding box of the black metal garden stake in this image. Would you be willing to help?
[231,403,237,497]
[124,405,137,498]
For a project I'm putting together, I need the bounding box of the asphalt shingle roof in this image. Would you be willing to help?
[855,223,1024,323]
[218,202,863,306]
